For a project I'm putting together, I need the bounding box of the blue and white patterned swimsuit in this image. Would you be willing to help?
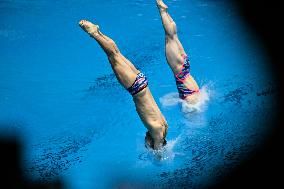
[127,72,148,96]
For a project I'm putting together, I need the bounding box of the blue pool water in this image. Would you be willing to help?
[0,0,277,188]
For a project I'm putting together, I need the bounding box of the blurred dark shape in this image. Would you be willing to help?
[0,137,62,189]
[211,0,283,188]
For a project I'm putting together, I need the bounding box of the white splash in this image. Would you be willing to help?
[160,85,211,114]
[181,86,210,113]
[147,135,184,163]
[159,92,182,106]
[160,136,181,160]
[136,135,183,166]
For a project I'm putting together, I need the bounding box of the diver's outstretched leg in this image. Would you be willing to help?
[79,20,138,88]
[93,30,139,73]
[157,0,186,54]
[156,0,176,38]
[79,20,118,56]
[156,0,186,74]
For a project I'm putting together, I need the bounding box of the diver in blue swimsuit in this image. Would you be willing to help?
[79,20,168,150]
[156,0,200,104]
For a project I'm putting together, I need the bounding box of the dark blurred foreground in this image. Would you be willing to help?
[0,137,63,189]
[212,0,283,188]
[0,0,283,188]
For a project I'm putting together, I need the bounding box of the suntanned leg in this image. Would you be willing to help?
[79,20,138,88]
[156,0,175,37]
[156,0,185,54]
[97,33,140,74]
[156,0,187,74]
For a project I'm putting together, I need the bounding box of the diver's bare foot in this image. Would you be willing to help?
[156,0,168,11]
[79,20,100,37]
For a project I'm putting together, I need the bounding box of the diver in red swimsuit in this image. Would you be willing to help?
[156,0,200,104]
